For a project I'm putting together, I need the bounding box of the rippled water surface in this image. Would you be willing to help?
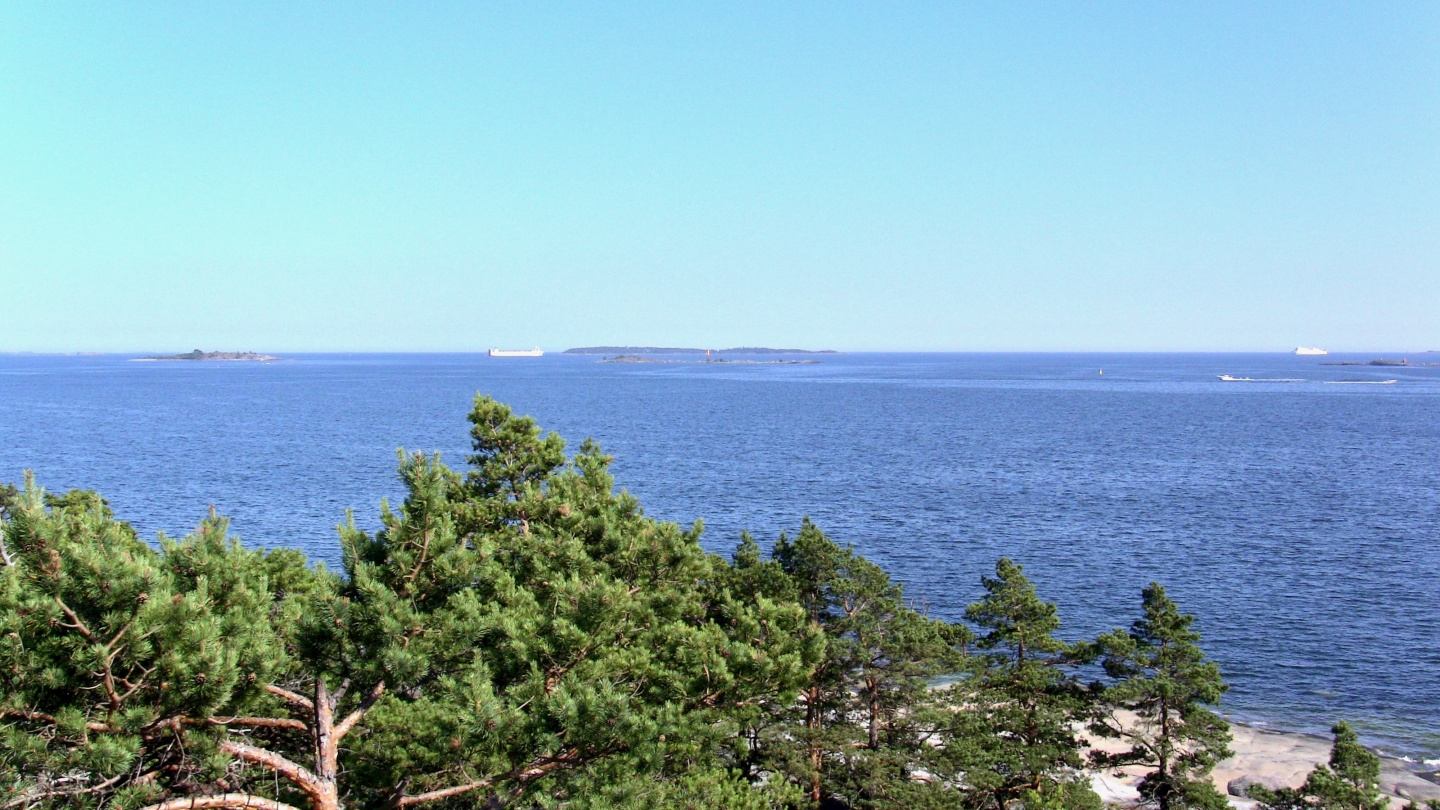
[3,352,1438,759]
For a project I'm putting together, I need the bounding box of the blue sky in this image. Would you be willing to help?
[1,2,1436,352]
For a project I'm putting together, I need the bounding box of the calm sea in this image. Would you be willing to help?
[2,352,1438,760]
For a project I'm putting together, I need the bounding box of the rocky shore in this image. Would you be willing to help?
[1087,716,1440,808]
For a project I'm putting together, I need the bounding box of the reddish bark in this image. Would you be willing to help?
[136,794,303,810]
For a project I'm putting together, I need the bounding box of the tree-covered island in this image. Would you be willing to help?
[564,347,837,355]
[0,397,1415,810]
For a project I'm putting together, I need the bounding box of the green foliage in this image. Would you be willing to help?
[329,433,821,808]
[1091,583,1231,810]
[2,396,826,809]
[1,394,1244,810]
[0,481,21,522]
[1249,722,1388,810]
[751,520,967,809]
[927,558,1100,810]
[456,394,567,534]
[0,473,293,808]
[562,766,805,810]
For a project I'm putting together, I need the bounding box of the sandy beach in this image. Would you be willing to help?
[1088,717,1440,808]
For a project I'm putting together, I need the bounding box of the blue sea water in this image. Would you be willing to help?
[2,352,1438,761]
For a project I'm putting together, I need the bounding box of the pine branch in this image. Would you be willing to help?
[205,716,309,731]
[52,597,96,641]
[262,684,314,711]
[1,771,127,808]
[1,706,113,732]
[403,526,434,593]
[104,618,136,650]
[218,740,327,806]
[394,751,579,806]
[394,776,500,807]
[149,715,307,734]
[134,794,303,810]
[101,641,129,717]
[334,681,385,740]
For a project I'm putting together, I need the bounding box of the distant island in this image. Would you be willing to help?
[565,346,836,355]
[1321,358,1440,367]
[133,350,282,362]
[600,355,820,365]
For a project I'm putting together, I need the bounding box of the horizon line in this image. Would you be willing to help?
[5,349,1438,356]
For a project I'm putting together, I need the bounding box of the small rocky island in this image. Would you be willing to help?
[134,349,282,362]
[1321,358,1440,367]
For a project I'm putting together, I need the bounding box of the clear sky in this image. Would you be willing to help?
[1,2,1436,352]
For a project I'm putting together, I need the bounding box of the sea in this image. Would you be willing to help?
[2,352,1437,762]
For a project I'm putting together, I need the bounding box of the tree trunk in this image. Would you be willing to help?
[806,686,823,807]
[311,679,342,810]
[867,676,880,751]
[216,680,344,810]
[1157,700,1171,810]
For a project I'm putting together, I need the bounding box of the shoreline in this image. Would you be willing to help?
[1088,716,1440,808]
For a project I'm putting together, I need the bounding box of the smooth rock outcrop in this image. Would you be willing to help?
[1228,775,1289,797]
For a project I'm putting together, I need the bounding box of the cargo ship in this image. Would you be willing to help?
[488,347,544,357]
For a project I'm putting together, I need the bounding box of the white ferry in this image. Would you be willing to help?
[488,347,544,357]
[1294,346,1328,356]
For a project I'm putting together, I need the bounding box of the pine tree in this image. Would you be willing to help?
[2,396,824,810]
[766,520,962,809]
[0,482,19,521]
[1091,583,1231,810]
[1249,722,1388,810]
[0,474,297,809]
[219,400,821,809]
[930,558,1099,810]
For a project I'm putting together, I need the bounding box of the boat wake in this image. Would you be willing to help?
[1217,375,1401,385]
